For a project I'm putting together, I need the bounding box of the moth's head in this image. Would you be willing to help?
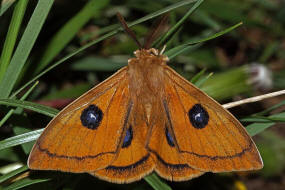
[133,48,169,63]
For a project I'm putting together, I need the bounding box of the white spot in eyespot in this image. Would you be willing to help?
[89,113,97,119]
[194,113,201,120]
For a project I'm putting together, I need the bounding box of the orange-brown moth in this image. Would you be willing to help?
[28,13,263,183]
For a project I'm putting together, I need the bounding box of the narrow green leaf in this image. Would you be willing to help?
[156,0,204,47]
[195,72,213,88]
[41,83,91,100]
[191,10,221,30]
[71,56,127,71]
[246,112,285,136]
[3,177,51,190]
[0,0,16,16]
[0,165,28,183]
[0,148,18,162]
[247,122,275,137]
[129,0,198,27]
[201,66,250,101]
[35,0,110,73]
[242,118,275,123]
[242,116,285,123]
[144,173,172,190]
[0,0,29,81]
[166,44,201,60]
[0,99,58,117]
[259,42,279,63]
[253,100,285,116]
[165,22,242,59]
[0,129,43,151]
[186,22,243,45]
[0,81,39,128]
[190,68,206,83]
[0,0,54,99]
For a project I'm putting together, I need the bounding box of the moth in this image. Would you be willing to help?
[28,13,263,183]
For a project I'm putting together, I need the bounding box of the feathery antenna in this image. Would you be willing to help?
[116,13,142,48]
[144,14,169,49]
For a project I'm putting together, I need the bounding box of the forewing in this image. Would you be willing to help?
[28,67,132,172]
[162,66,263,172]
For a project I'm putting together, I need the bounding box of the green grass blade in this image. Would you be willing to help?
[242,116,285,123]
[11,0,198,98]
[0,0,16,16]
[41,83,91,100]
[253,100,285,116]
[247,123,275,137]
[0,0,29,82]
[35,0,110,74]
[3,177,51,190]
[71,56,127,71]
[192,10,221,30]
[0,81,39,128]
[129,0,198,27]
[156,0,204,47]
[195,72,213,88]
[246,112,285,136]
[144,173,172,190]
[0,165,28,184]
[0,129,43,151]
[0,0,54,99]
[0,99,58,117]
[165,44,201,60]
[190,68,206,83]
[185,22,243,45]
[201,67,250,101]
[165,22,242,59]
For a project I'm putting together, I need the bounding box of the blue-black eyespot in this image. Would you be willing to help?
[188,104,209,129]
[165,127,175,147]
[80,104,103,130]
[122,125,133,148]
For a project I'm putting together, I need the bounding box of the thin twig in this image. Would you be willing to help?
[223,89,285,109]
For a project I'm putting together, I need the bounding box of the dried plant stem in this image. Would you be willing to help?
[223,89,285,109]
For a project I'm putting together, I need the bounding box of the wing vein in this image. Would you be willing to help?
[60,77,123,117]
[213,109,252,166]
[97,83,121,156]
[205,106,238,168]
[39,110,77,168]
